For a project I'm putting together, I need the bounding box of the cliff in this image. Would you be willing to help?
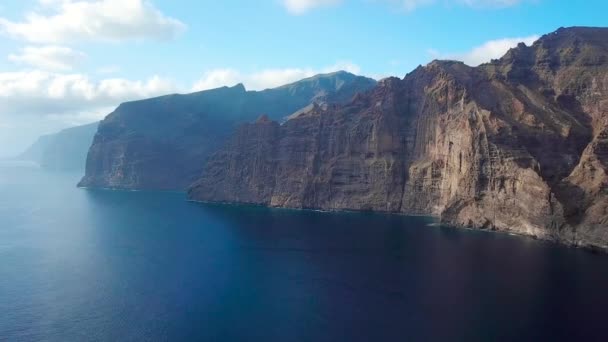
[189,27,608,251]
[78,71,376,190]
[17,122,99,171]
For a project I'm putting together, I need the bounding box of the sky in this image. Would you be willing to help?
[0,0,606,157]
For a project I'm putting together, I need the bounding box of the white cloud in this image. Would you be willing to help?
[384,0,434,11]
[97,65,121,74]
[0,70,177,118]
[458,0,523,7]
[0,60,361,125]
[191,69,242,92]
[285,0,526,13]
[0,67,177,157]
[412,0,526,11]
[386,0,526,11]
[250,68,321,89]
[8,45,86,71]
[0,0,186,43]
[433,35,539,66]
[281,0,343,14]
[192,61,361,91]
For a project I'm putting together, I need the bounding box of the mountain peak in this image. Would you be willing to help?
[535,26,608,49]
[284,70,356,86]
[322,70,352,76]
[256,114,272,123]
[487,26,608,79]
[277,70,374,89]
[232,83,246,92]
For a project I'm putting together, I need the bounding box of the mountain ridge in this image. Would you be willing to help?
[188,27,608,251]
[16,122,99,171]
[78,71,377,190]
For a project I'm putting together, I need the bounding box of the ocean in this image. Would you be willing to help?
[1,162,607,341]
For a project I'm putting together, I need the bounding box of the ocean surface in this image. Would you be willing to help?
[1,162,608,341]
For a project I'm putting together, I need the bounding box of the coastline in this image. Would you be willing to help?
[185,197,608,254]
[73,173,608,255]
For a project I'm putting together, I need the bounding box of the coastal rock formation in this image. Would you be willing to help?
[17,122,98,171]
[78,72,376,190]
[189,27,608,250]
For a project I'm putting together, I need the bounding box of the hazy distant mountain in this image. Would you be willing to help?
[78,71,376,190]
[17,122,99,171]
[17,135,54,164]
[189,27,608,251]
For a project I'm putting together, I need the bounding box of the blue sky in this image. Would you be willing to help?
[0,0,606,155]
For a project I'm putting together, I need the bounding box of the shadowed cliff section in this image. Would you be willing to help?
[78,71,377,190]
[189,27,608,251]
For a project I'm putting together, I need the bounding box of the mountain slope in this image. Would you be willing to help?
[17,122,99,171]
[189,27,608,251]
[78,71,376,190]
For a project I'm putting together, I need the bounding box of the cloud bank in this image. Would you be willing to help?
[0,60,361,124]
[192,61,361,91]
[281,0,343,14]
[8,45,86,71]
[0,71,176,118]
[430,35,539,66]
[282,0,527,13]
[0,0,186,43]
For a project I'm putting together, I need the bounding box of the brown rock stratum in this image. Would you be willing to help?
[189,27,608,251]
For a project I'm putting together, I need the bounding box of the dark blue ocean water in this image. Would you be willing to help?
[1,163,608,341]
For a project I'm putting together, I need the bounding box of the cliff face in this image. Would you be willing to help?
[189,27,608,250]
[17,122,98,171]
[78,72,376,190]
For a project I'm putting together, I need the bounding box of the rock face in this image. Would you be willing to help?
[78,71,376,190]
[189,27,608,251]
[17,122,98,171]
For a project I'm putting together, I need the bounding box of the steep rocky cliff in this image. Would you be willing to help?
[17,122,98,171]
[189,27,608,250]
[78,72,376,190]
